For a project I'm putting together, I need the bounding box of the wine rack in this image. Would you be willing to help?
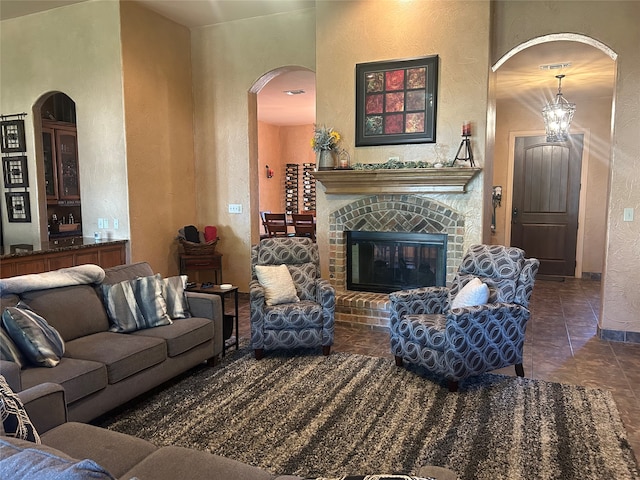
[302,163,316,212]
[284,164,299,215]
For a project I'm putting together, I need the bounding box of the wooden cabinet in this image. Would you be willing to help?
[0,241,127,278]
[179,253,223,284]
[42,121,80,204]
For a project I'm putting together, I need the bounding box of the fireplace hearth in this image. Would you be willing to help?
[346,231,447,293]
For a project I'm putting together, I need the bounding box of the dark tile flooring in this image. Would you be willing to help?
[235,278,640,457]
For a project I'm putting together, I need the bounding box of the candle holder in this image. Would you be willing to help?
[453,122,475,167]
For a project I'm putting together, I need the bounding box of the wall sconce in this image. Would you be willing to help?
[265,165,274,179]
[491,186,502,233]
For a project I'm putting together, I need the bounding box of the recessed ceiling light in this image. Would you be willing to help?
[539,62,572,70]
[283,89,306,95]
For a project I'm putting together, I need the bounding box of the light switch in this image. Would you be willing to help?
[623,208,634,222]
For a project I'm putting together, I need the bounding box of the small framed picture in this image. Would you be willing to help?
[3,156,29,188]
[5,191,31,223]
[355,55,439,147]
[1,120,27,153]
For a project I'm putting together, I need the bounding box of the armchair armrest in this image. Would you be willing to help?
[18,383,67,435]
[249,280,266,349]
[0,360,21,392]
[186,292,223,357]
[389,286,450,317]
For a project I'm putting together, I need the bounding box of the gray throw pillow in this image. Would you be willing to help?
[162,275,191,319]
[1,302,65,368]
[101,274,172,332]
[0,375,40,443]
[0,327,26,369]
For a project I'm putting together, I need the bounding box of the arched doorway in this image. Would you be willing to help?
[491,34,616,280]
[247,66,316,243]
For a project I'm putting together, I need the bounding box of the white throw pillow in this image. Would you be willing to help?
[451,277,489,309]
[255,264,300,306]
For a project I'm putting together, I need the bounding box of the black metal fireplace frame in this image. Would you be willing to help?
[345,230,447,293]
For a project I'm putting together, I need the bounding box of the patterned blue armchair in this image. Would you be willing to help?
[389,244,539,392]
[250,237,335,359]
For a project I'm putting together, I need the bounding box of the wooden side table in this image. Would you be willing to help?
[186,283,239,356]
[179,253,222,284]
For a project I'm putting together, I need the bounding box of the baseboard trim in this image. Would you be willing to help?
[598,327,640,344]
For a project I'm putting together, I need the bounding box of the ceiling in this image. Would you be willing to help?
[0,1,615,125]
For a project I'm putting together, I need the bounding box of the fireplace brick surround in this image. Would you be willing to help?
[329,194,464,330]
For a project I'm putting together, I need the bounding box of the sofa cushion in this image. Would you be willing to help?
[102,262,154,285]
[101,274,173,333]
[20,285,110,341]
[2,302,65,368]
[41,422,157,479]
[162,275,191,319]
[0,326,26,368]
[0,375,40,443]
[287,262,317,301]
[64,332,166,384]
[20,357,107,404]
[255,264,300,306]
[0,437,114,480]
[123,446,276,480]
[451,277,489,309]
[132,317,213,357]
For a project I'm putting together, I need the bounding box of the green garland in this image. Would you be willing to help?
[351,159,446,170]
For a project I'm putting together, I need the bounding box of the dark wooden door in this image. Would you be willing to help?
[511,134,583,276]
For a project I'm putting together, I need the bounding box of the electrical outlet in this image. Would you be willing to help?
[228,204,243,214]
[103,218,109,228]
[113,219,119,230]
[623,208,634,222]
[98,218,104,229]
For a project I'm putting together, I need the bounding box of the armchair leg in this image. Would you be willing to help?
[447,380,459,392]
[515,363,525,377]
[322,345,331,356]
[394,356,403,367]
[254,349,264,360]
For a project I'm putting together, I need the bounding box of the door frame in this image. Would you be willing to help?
[505,128,591,277]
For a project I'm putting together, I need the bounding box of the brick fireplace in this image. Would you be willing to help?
[328,194,465,330]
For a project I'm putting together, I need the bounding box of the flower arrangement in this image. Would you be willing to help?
[311,124,341,152]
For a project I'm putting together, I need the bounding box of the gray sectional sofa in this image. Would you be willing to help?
[0,262,223,423]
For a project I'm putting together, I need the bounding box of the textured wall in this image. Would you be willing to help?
[315,0,491,275]
[191,10,316,289]
[492,0,640,333]
[120,2,196,275]
[0,1,127,249]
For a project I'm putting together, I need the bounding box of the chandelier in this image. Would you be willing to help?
[542,74,576,142]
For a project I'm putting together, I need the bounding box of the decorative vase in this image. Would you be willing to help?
[317,150,335,171]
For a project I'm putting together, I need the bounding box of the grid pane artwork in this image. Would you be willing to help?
[356,56,438,146]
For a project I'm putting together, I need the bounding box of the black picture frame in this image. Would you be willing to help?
[5,192,31,223]
[1,120,27,153]
[355,55,438,147]
[3,156,29,188]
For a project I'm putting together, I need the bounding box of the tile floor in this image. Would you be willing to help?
[235,278,640,458]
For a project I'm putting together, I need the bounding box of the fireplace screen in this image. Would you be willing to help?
[346,231,447,293]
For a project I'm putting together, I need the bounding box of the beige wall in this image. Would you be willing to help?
[120,1,196,275]
[314,0,492,273]
[0,0,127,250]
[191,9,316,289]
[493,95,613,274]
[492,0,640,333]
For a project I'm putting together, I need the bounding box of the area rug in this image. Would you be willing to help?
[98,349,639,480]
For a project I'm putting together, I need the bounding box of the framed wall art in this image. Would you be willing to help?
[355,55,438,147]
[3,156,29,188]
[5,191,31,222]
[1,119,27,153]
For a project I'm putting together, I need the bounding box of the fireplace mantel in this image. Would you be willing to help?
[313,167,481,194]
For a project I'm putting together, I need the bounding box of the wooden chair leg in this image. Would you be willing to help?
[515,363,525,377]
[322,345,331,356]
[394,356,403,367]
[447,380,459,392]
[254,349,264,360]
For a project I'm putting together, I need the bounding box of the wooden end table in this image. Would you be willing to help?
[186,283,238,356]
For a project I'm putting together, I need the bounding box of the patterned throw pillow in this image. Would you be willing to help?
[0,375,40,443]
[255,264,300,306]
[162,275,191,319]
[0,327,26,369]
[101,274,172,333]
[1,302,65,368]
